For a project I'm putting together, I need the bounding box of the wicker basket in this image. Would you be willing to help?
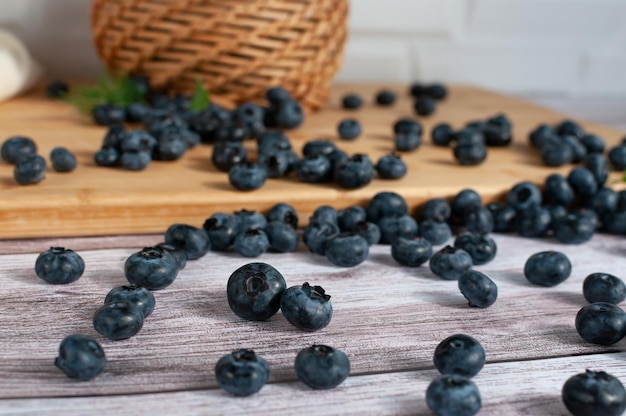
[91,0,348,110]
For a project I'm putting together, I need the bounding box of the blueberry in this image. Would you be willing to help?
[211,141,247,172]
[419,220,452,245]
[226,262,286,321]
[215,349,269,396]
[431,123,455,147]
[337,118,361,140]
[233,228,270,257]
[213,123,250,142]
[327,148,349,171]
[152,135,187,161]
[310,205,338,225]
[568,167,598,199]
[275,99,304,129]
[375,90,396,106]
[266,86,292,104]
[35,247,85,284]
[295,154,332,183]
[393,118,422,135]
[544,173,575,206]
[429,246,473,280]
[104,284,155,318]
[257,150,293,178]
[1,136,37,164]
[391,237,433,267]
[458,271,498,308]
[556,119,585,139]
[454,142,487,166]
[228,162,267,191]
[463,206,494,235]
[124,246,179,290]
[486,202,516,233]
[420,198,452,223]
[583,154,610,188]
[541,141,573,167]
[454,232,497,265]
[303,220,340,255]
[483,123,512,147]
[266,221,299,252]
[507,181,542,212]
[267,202,298,229]
[203,213,238,251]
[350,221,381,245]
[325,233,369,267]
[125,102,150,123]
[414,96,436,116]
[233,209,267,233]
[455,128,485,146]
[342,93,363,110]
[378,215,419,244]
[562,370,626,416]
[156,242,187,270]
[295,345,350,390]
[93,300,144,340]
[94,147,119,167]
[395,132,421,152]
[451,189,482,220]
[55,334,106,381]
[608,146,626,171]
[562,135,588,163]
[376,153,407,179]
[426,375,481,416]
[524,251,571,287]
[120,151,151,171]
[337,205,367,232]
[409,82,427,97]
[553,211,596,244]
[513,205,552,237]
[529,124,557,148]
[164,223,210,260]
[46,80,69,99]
[583,273,626,305]
[280,282,332,331]
[233,102,264,132]
[14,154,46,185]
[617,190,626,212]
[575,303,626,345]
[426,83,448,100]
[433,334,485,377]
[257,130,291,155]
[366,191,408,223]
[580,134,606,154]
[333,153,375,189]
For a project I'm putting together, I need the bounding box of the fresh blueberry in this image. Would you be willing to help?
[486,202,516,233]
[455,128,485,147]
[391,237,433,267]
[156,242,187,270]
[152,135,187,161]
[280,282,332,331]
[429,246,473,280]
[414,96,436,116]
[524,251,571,287]
[419,220,452,245]
[575,303,626,345]
[562,370,626,416]
[541,141,573,167]
[213,123,250,142]
[35,247,85,284]
[420,198,452,223]
[266,221,299,252]
[93,300,144,340]
[583,154,610,188]
[562,135,588,163]
[257,130,291,155]
[337,206,367,232]
[342,93,363,110]
[544,173,575,206]
[14,154,46,185]
[458,271,498,308]
[378,215,419,244]
[55,334,106,381]
[454,232,497,265]
[233,209,267,234]
[454,142,487,166]
[583,273,626,305]
[451,189,482,220]
[267,202,298,229]
[203,213,238,251]
[228,162,267,191]
[275,99,304,129]
[513,206,552,238]
[303,220,340,255]
[266,86,292,104]
[393,118,422,135]
[94,147,119,167]
[483,123,512,147]
[327,148,349,171]
[211,141,247,172]
[125,102,150,123]
[104,284,155,318]
[46,80,69,98]
[580,134,606,154]
[92,103,126,126]
[120,151,151,171]
[426,375,481,416]
[617,190,626,212]
[310,205,338,225]
[463,206,494,235]
[325,233,369,267]
[426,83,448,100]
[529,124,557,148]
[350,221,381,245]
[164,223,210,260]
[295,345,350,390]
[568,167,598,199]
[375,90,396,106]
[215,349,269,396]
[257,150,294,178]
[608,146,626,171]
[337,118,361,140]
[556,119,585,139]
[507,181,542,212]
[409,82,427,97]
[124,246,179,290]
[395,132,421,152]
[376,153,407,179]
[366,191,408,223]
[233,102,264,134]
[1,136,37,164]
[553,211,596,244]
[226,262,286,321]
[431,123,455,147]
[433,334,485,378]
[233,228,270,257]
[334,153,375,189]
[295,154,332,183]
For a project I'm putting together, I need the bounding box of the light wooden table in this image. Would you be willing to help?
[1,94,625,415]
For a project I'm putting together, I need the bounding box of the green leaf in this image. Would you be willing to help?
[190,79,210,112]
[64,74,145,115]
[623,169,626,182]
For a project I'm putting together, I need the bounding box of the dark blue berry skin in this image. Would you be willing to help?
[580,134,606,154]
[203,213,238,251]
[55,334,106,381]
[266,221,299,252]
[35,247,85,284]
[152,135,187,161]
[575,303,626,345]
[556,119,585,139]
[334,154,375,189]
[94,147,119,167]
[617,190,626,211]
[164,224,210,260]
[463,206,494,235]
[46,80,69,99]
[125,246,179,290]
[541,142,573,166]
[429,246,473,280]
[303,220,340,255]
[431,123,455,147]
[211,141,247,172]
[433,334,485,378]
[337,118,361,140]
[414,95,436,116]
[105,284,155,318]
[455,128,485,146]
[375,90,396,106]
[454,232,497,265]
[583,273,626,305]
[568,167,598,199]
[486,202,516,233]
[562,135,587,163]
[483,123,512,147]
[310,205,338,225]
[562,370,626,416]
[233,228,270,258]
[584,154,610,188]
[295,154,332,183]
[409,82,427,97]
[337,206,367,232]
[342,93,363,110]
[419,220,452,245]
[295,345,350,390]
[454,143,487,166]
[1,136,37,164]
[93,300,144,340]
[426,83,448,100]
[327,148,349,171]
[275,99,304,129]
[458,271,498,308]
[125,102,150,123]
[215,349,269,396]
[391,237,433,267]
[524,251,571,287]
[257,150,294,178]
[257,130,291,154]
[351,221,381,245]
[513,206,552,237]
[233,209,267,234]
[156,243,187,270]
[395,132,422,152]
[281,282,332,331]
[378,215,419,245]
[14,154,46,185]
[120,151,151,171]
[394,118,422,135]
[366,191,408,223]
[553,211,596,244]
[608,146,626,171]
[605,211,626,234]
[420,198,452,223]
[376,153,407,179]
[507,181,542,212]
[267,202,298,229]
[266,86,292,104]
[92,103,126,126]
[544,173,575,206]
[325,234,369,267]
[529,124,557,148]
[229,162,267,191]
[451,189,482,219]
[227,262,286,321]
[426,375,481,416]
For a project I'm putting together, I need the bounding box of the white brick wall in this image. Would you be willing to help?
[0,0,625,95]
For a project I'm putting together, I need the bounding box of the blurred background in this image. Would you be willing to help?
[1,0,625,127]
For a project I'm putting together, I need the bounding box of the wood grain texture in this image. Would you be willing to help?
[1,233,625,400]
[1,84,624,239]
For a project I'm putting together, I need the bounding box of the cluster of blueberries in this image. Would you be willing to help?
[1,136,77,185]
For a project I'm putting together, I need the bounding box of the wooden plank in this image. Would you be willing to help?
[1,84,624,239]
[0,233,624,398]
[3,352,626,415]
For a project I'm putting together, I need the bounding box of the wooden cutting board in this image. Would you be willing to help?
[0,83,623,239]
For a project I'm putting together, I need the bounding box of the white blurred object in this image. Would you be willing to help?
[0,29,42,102]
